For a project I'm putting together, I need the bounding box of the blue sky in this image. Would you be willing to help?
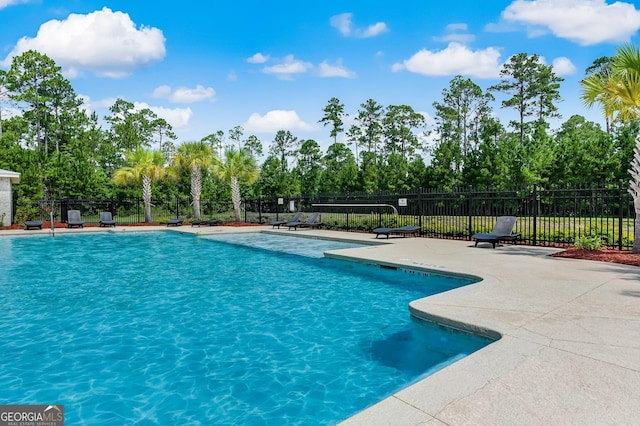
[2,0,640,154]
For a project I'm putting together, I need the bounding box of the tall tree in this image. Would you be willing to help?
[319,97,347,144]
[243,134,263,159]
[214,149,259,222]
[172,141,214,219]
[201,130,225,158]
[354,98,384,154]
[269,130,298,173]
[113,148,168,222]
[229,125,244,151]
[320,142,358,193]
[490,53,563,145]
[293,139,323,195]
[4,50,64,152]
[382,104,426,160]
[0,69,12,139]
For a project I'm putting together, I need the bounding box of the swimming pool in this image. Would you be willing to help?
[0,232,492,424]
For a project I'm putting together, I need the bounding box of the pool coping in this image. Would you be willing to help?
[2,225,639,425]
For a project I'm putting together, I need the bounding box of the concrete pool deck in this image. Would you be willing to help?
[2,225,639,425]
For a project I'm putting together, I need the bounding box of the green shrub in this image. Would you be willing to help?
[574,235,602,251]
[14,198,39,226]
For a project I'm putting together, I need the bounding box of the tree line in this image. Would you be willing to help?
[0,49,637,216]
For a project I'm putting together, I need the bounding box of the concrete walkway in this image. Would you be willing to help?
[307,231,639,426]
[2,226,638,425]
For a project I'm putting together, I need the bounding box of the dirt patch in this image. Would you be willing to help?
[550,248,640,267]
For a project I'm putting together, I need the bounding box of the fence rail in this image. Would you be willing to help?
[13,182,636,250]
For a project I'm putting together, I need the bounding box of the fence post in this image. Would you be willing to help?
[467,188,472,241]
[618,179,624,250]
[532,184,538,246]
[418,188,423,231]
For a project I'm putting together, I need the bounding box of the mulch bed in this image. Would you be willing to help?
[550,248,640,267]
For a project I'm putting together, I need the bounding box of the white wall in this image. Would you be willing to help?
[0,177,12,226]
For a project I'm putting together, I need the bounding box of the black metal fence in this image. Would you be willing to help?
[14,197,234,226]
[246,182,636,250]
[13,181,636,250]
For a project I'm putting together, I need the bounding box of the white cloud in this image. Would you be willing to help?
[1,7,166,77]
[434,33,476,43]
[262,55,313,80]
[318,60,356,78]
[330,13,353,36]
[446,23,468,32]
[501,0,640,45]
[330,12,388,38]
[416,110,436,127]
[151,85,172,98]
[392,42,501,79]
[552,56,576,75]
[243,110,315,133]
[133,102,192,129]
[358,22,388,38]
[151,85,215,103]
[435,22,475,43]
[247,52,269,64]
[0,0,28,9]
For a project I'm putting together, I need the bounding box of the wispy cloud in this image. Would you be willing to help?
[434,22,476,43]
[317,60,356,78]
[330,12,388,38]
[152,85,216,103]
[262,55,313,80]
[0,0,29,10]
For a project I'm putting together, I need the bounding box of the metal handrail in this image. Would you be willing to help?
[312,203,398,215]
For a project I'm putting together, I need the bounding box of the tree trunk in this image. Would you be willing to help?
[191,166,202,219]
[231,175,241,222]
[142,174,152,222]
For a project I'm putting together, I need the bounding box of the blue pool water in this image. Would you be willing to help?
[0,232,491,425]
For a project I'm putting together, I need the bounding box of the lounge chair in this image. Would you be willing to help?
[287,212,322,230]
[24,220,43,230]
[166,218,184,227]
[472,216,520,248]
[271,212,302,229]
[67,210,84,228]
[372,225,421,239]
[99,212,116,227]
[191,219,219,227]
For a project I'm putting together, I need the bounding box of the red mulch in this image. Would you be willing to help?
[550,248,640,267]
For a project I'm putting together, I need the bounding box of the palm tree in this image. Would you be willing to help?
[581,42,640,253]
[214,149,259,222]
[113,148,167,222]
[172,141,214,219]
